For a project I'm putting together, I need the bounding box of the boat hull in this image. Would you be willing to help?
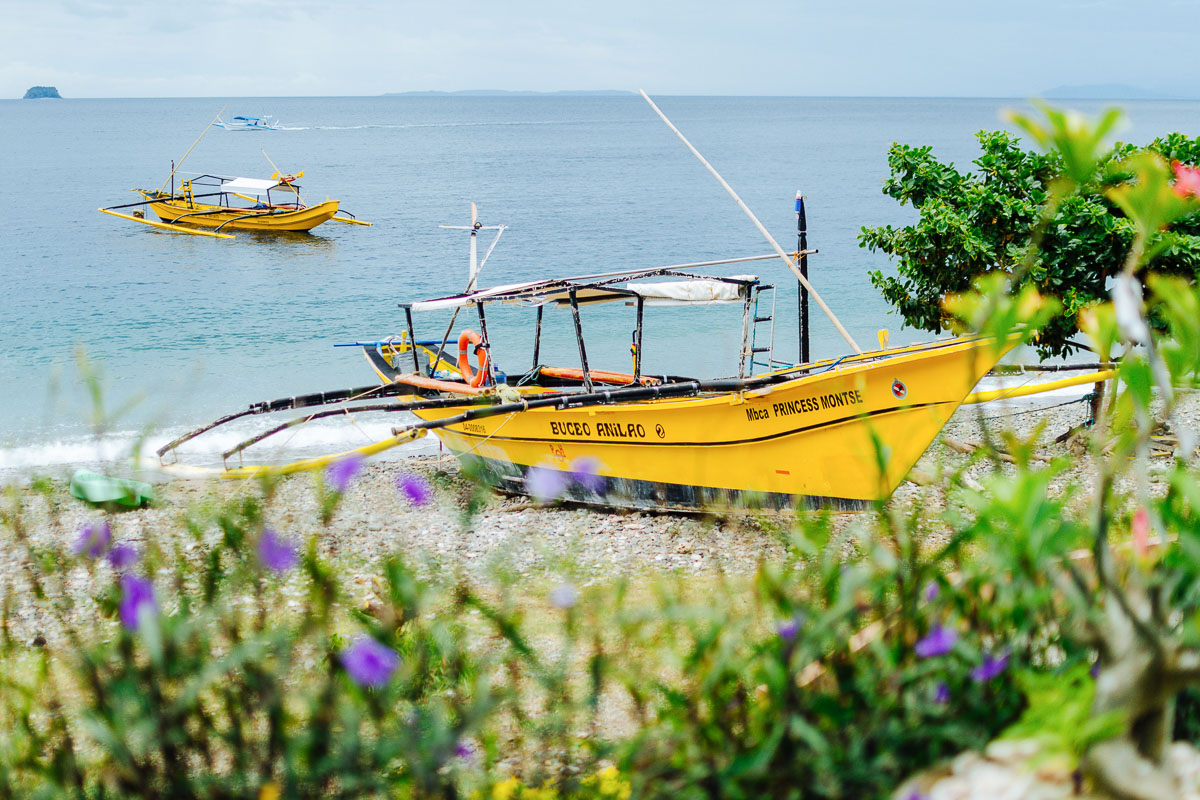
[142,195,340,232]
[403,337,1008,512]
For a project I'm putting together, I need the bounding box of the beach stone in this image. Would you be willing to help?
[896,738,1200,799]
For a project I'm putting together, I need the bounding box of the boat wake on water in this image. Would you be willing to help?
[309,119,617,131]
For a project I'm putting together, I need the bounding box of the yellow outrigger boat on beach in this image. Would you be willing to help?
[347,267,1011,511]
[155,91,1101,512]
[156,255,1015,512]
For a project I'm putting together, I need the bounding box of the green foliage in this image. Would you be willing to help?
[860,110,1200,357]
[1006,102,1123,185]
[10,102,1200,800]
[613,520,1033,800]
[0,491,504,799]
[1002,664,1125,766]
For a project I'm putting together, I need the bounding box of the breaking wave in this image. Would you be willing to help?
[0,414,438,484]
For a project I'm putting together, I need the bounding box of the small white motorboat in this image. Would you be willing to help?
[212,115,282,131]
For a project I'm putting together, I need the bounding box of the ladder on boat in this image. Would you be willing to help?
[742,283,779,378]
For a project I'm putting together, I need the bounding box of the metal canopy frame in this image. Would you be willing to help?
[403,259,774,391]
[408,254,779,314]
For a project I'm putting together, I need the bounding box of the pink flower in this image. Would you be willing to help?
[1173,161,1200,199]
[1132,507,1152,557]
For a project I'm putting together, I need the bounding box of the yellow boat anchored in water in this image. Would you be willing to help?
[100,109,369,238]
[100,171,370,238]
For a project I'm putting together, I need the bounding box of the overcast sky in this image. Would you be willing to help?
[4,0,1196,99]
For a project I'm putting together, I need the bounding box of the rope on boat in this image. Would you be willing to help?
[972,393,1097,424]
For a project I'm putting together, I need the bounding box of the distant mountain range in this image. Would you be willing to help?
[383,89,634,97]
[1040,83,1190,100]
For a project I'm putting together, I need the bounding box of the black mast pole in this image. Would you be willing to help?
[796,191,810,364]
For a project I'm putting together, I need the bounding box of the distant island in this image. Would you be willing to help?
[384,89,634,97]
[23,86,62,99]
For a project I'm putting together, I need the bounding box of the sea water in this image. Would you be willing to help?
[3,95,1198,480]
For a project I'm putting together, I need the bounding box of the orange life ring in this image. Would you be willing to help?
[457,329,491,388]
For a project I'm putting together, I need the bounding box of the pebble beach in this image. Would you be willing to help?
[5,386,1197,617]
[4,385,1200,793]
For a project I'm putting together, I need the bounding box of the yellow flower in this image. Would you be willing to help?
[583,766,631,800]
[259,783,281,800]
[487,776,561,800]
[493,777,521,800]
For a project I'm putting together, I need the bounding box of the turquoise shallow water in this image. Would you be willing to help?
[3,95,1198,478]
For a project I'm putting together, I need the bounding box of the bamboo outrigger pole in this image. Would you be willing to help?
[97,208,235,239]
[639,90,862,355]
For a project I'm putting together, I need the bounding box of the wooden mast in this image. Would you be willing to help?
[639,90,862,354]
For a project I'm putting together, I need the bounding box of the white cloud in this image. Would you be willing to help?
[2,0,1197,98]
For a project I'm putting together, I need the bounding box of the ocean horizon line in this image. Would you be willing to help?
[9,92,1195,102]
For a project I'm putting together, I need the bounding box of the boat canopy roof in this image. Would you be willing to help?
[219,177,287,193]
[409,256,781,313]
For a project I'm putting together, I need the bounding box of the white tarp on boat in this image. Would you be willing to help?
[627,275,756,305]
[409,268,760,313]
[220,177,282,193]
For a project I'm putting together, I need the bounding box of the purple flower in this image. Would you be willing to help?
[454,739,478,761]
[1090,661,1101,678]
[922,581,940,603]
[73,520,112,558]
[549,581,579,609]
[525,465,569,503]
[777,615,803,642]
[904,793,932,800]
[397,474,433,506]
[569,457,605,493]
[914,625,957,659]
[108,543,139,569]
[933,683,951,704]
[970,651,1010,683]
[118,574,156,630]
[341,636,400,687]
[325,454,364,493]
[257,528,299,573]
